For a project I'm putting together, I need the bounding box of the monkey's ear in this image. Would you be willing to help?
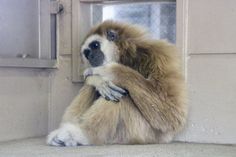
[106,29,118,41]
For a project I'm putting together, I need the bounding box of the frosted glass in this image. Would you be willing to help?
[92,2,176,43]
[0,0,39,58]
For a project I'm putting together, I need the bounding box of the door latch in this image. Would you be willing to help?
[50,1,64,14]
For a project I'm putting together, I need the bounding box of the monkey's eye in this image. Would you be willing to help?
[107,29,118,41]
[89,41,100,50]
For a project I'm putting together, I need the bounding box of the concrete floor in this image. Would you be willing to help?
[0,137,235,157]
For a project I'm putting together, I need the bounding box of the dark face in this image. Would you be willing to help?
[82,40,105,67]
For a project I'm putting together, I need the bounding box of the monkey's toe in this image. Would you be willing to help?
[47,124,89,147]
[50,136,81,147]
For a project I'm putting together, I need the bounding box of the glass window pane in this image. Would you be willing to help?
[92,1,176,43]
[0,0,39,58]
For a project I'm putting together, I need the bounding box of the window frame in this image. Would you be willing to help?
[72,0,188,82]
[0,0,58,69]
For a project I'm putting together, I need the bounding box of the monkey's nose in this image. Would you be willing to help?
[83,49,91,59]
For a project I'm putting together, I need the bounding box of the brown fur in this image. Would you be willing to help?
[60,21,187,145]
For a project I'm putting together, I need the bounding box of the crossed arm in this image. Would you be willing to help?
[84,63,186,132]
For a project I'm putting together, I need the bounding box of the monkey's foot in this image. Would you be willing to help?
[47,123,89,147]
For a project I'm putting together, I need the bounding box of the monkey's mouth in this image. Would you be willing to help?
[87,52,104,67]
[84,50,105,67]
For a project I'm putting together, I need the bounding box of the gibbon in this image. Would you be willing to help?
[47,20,187,146]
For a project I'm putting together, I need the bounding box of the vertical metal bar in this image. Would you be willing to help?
[39,0,51,59]
[38,0,41,59]
[50,14,57,59]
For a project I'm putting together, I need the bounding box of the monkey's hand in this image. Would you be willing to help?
[84,69,127,102]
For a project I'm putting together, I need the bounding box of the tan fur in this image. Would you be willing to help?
[50,21,187,145]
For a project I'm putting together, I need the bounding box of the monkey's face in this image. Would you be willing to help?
[81,30,119,67]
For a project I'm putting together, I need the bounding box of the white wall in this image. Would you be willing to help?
[176,0,236,144]
[0,68,49,141]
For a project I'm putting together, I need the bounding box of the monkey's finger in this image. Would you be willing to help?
[103,89,120,102]
[109,89,124,99]
[101,92,113,101]
[108,93,120,102]
[98,84,121,102]
[102,85,113,97]
[108,82,127,95]
[105,96,110,101]
[106,93,119,102]
[113,98,120,103]
[99,87,116,101]
[98,89,109,100]
[105,87,122,101]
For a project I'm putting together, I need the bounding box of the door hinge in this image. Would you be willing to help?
[50,1,64,14]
